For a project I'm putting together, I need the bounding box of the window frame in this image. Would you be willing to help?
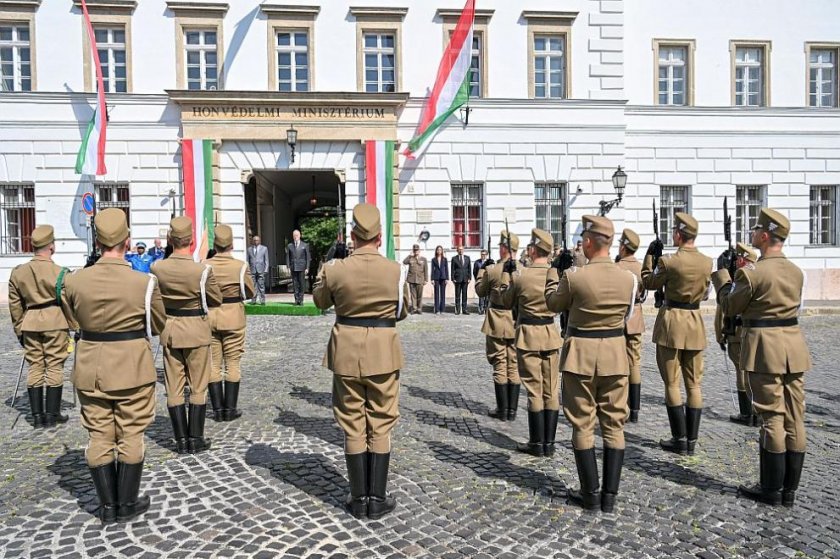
[94,181,131,226]
[730,40,771,107]
[0,6,37,92]
[362,31,397,93]
[451,182,484,250]
[261,4,318,92]
[352,7,406,94]
[652,39,695,106]
[659,186,691,246]
[805,42,840,108]
[809,185,838,246]
[82,14,132,93]
[274,29,310,92]
[167,2,227,91]
[534,182,567,246]
[441,12,491,99]
[0,20,34,92]
[525,12,574,100]
[182,28,220,91]
[0,182,36,256]
[735,185,767,244]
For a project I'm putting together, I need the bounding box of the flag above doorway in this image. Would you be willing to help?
[182,139,214,261]
[364,140,395,260]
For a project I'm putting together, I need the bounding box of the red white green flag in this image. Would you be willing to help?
[404,0,474,159]
[365,140,395,260]
[182,139,214,261]
[74,0,107,176]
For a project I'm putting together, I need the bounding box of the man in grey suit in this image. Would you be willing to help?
[247,235,270,305]
[287,229,310,306]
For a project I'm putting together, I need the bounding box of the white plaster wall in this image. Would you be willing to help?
[625,0,840,106]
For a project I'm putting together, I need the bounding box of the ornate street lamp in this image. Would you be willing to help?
[286,125,298,164]
[598,166,627,216]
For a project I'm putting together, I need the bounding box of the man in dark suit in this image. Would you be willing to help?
[247,236,270,305]
[451,245,471,315]
[473,250,489,313]
[287,230,310,306]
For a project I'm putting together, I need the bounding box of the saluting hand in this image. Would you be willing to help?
[503,259,517,275]
[482,258,495,269]
[552,250,574,272]
[646,238,664,259]
[717,250,733,273]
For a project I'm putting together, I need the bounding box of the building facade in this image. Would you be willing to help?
[1,0,839,302]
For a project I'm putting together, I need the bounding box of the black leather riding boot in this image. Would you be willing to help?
[367,452,397,519]
[543,409,559,457]
[27,386,45,428]
[488,383,508,421]
[685,407,702,455]
[507,383,520,421]
[44,385,69,427]
[568,448,600,511]
[208,382,224,422]
[167,405,188,454]
[116,461,151,522]
[782,451,805,508]
[344,452,368,519]
[223,381,242,421]
[516,411,545,456]
[628,384,641,423]
[601,447,625,513]
[659,405,687,454]
[89,462,118,523]
[730,391,752,425]
[187,404,211,454]
[738,447,784,506]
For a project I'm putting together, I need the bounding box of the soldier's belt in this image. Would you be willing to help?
[27,301,60,310]
[222,297,243,304]
[489,303,509,311]
[566,326,625,339]
[336,316,397,328]
[742,318,798,328]
[165,307,205,317]
[517,316,555,326]
[664,300,700,310]
[80,329,146,342]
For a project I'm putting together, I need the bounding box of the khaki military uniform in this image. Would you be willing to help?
[65,257,167,466]
[499,263,561,412]
[617,255,645,386]
[152,255,222,406]
[314,245,409,455]
[475,257,519,385]
[642,247,713,408]
[713,254,810,453]
[207,253,255,383]
[573,247,587,268]
[8,254,74,387]
[402,254,428,313]
[714,302,748,389]
[546,257,636,450]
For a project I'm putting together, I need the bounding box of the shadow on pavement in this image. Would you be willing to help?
[273,408,342,447]
[413,409,519,451]
[46,448,98,516]
[403,384,493,416]
[289,385,332,409]
[427,441,567,497]
[244,443,345,512]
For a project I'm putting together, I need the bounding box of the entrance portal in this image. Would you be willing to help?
[243,169,345,292]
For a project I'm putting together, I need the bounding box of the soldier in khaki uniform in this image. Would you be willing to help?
[498,228,561,457]
[713,209,810,507]
[713,242,758,426]
[642,212,712,455]
[546,216,636,513]
[475,230,521,422]
[64,209,167,523]
[402,244,428,314]
[152,216,222,454]
[615,229,646,423]
[207,224,255,422]
[8,225,75,428]
[313,203,409,520]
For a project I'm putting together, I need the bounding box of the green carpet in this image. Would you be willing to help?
[245,302,323,316]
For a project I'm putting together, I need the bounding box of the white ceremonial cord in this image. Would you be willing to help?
[239,262,248,302]
[145,275,157,339]
[626,271,638,323]
[200,265,211,314]
[397,264,408,318]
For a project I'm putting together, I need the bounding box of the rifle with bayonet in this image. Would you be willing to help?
[721,197,737,338]
[652,201,664,308]
[551,213,574,334]
[84,196,100,268]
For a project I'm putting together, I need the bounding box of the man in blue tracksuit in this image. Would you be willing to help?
[125,242,155,273]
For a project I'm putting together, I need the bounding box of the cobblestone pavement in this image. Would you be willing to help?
[1,309,839,559]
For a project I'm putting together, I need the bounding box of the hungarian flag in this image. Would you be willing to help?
[404,0,474,159]
[365,140,395,260]
[182,139,214,261]
[74,0,107,175]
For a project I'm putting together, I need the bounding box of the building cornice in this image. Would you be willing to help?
[166,89,410,106]
[520,10,578,23]
[625,105,840,117]
[436,8,493,22]
[349,6,408,21]
[0,0,41,11]
[71,0,136,14]
[259,3,319,18]
[165,1,229,17]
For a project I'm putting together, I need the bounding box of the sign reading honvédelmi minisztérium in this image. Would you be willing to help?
[188,105,389,119]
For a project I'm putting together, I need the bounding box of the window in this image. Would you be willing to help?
[95,182,130,225]
[467,33,482,98]
[0,183,35,255]
[0,24,31,92]
[363,33,396,93]
[736,186,766,244]
[451,183,483,249]
[276,31,308,92]
[808,46,838,108]
[184,29,218,90]
[732,42,770,107]
[535,182,566,245]
[94,26,127,93]
[533,35,565,99]
[810,186,837,245]
[658,46,687,105]
[660,186,690,245]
